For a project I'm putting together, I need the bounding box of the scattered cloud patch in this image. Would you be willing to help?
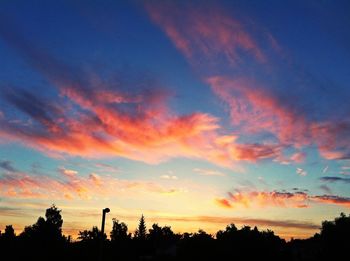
[215,198,232,208]
[296,168,307,176]
[58,167,78,177]
[160,175,178,180]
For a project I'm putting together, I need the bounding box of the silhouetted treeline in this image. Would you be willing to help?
[1,205,349,261]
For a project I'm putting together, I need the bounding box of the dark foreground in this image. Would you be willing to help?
[0,205,349,261]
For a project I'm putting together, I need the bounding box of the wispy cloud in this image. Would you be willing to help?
[193,168,226,177]
[311,195,350,207]
[207,76,309,147]
[94,163,119,173]
[319,185,332,194]
[145,1,266,67]
[160,175,178,180]
[322,166,329,174]
[339,166,350,175]
[0,169,181,200]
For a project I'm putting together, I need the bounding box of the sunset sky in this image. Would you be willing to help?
[1,0,350,240]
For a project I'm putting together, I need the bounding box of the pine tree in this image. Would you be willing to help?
[134,214,147,240]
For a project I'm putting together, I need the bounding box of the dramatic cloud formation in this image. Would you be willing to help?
[0,16,293,169]
[144,2,350,163]
[216,189,350,209]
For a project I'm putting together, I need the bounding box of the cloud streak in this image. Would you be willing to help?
[0,169,181,201]
[319,176,350,184]
[216,188,350,209]
[193,168,226,177]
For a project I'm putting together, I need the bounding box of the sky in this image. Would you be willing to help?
[0,0,350,240]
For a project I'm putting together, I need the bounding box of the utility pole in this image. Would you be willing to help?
[99,207,110,261]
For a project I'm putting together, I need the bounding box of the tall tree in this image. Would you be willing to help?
[134,214,147,240]
[45,204,63,240]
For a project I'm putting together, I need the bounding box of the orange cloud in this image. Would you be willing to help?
[215,198,232,208]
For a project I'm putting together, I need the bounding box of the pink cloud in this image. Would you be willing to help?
[207,76,310,146]
[217,189,350,209]
[0,78,290,169]
[311,121,350,160]
[145,3,350,162]
[145,2,265,66]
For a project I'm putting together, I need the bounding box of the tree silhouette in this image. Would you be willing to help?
[45,204,63,230]
[3,225,15,240]
[110,218,130,241]
[1,205,349,261]
[78,226,106,242]
[134,214,147,240]
[148,223,176,242]
[19,204,64,243]
[318,212,350,259]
